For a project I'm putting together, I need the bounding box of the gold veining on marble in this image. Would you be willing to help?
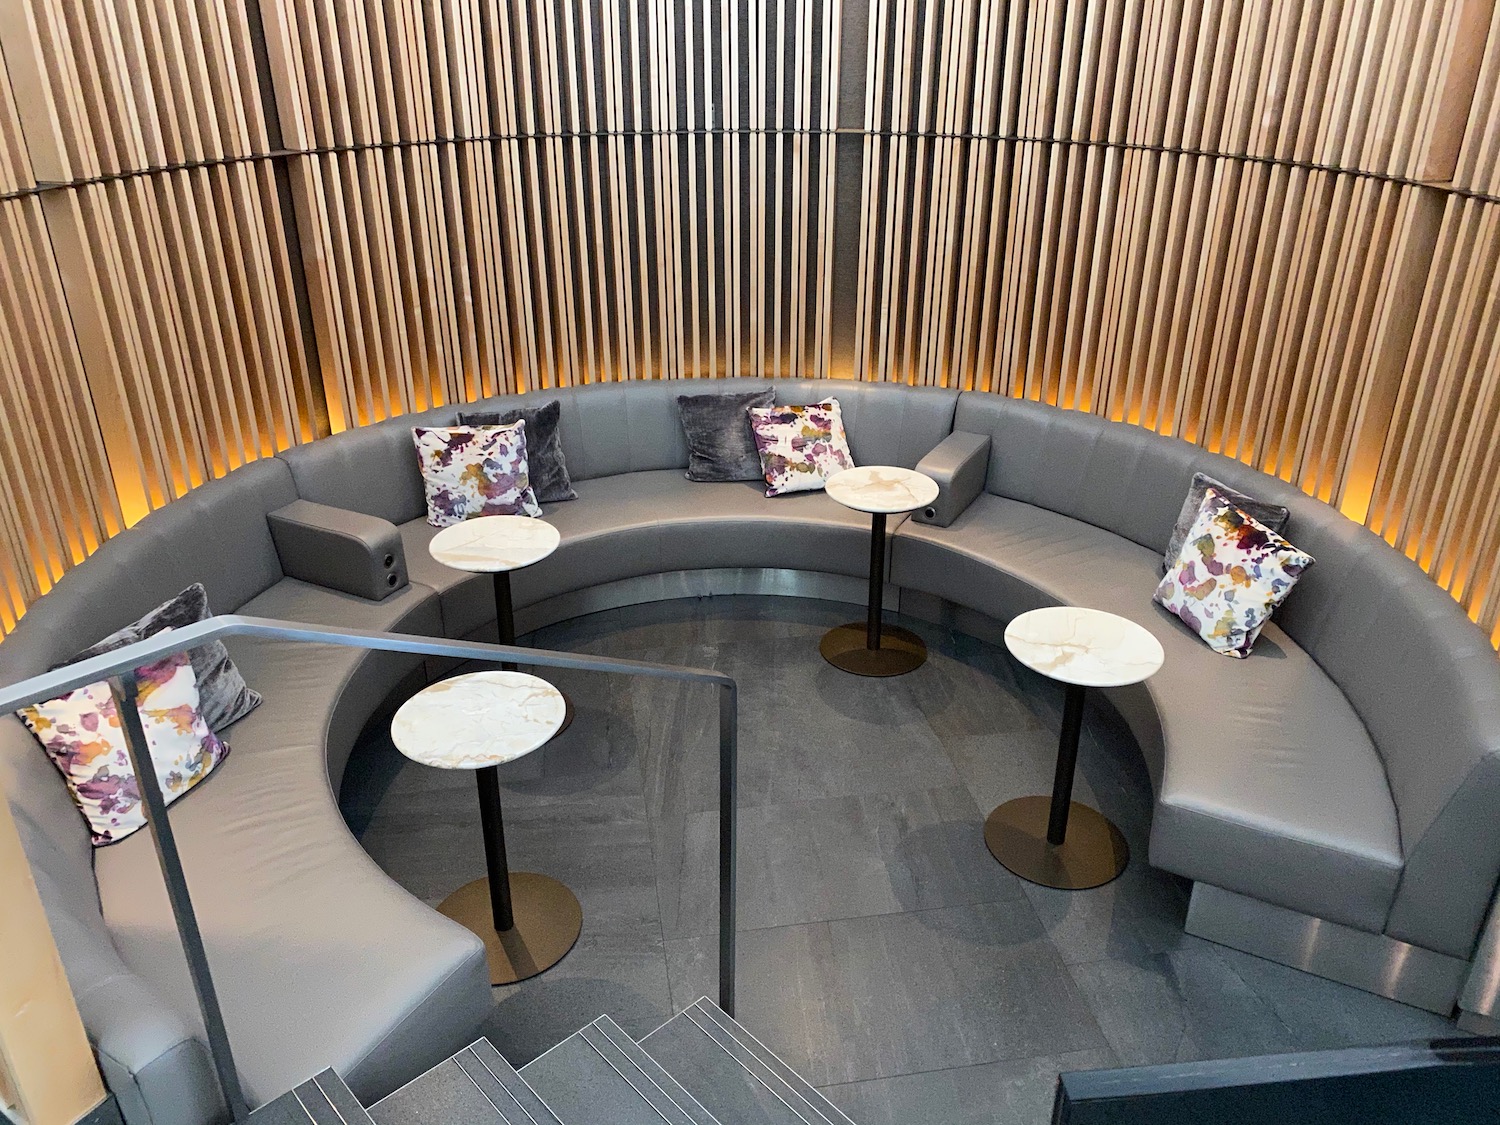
[428,515,561,573]
[1004,606,1164,688]
[824,466,941,514]
[391,670,567,768]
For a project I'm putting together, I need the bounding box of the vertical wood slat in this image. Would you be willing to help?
[0,0,1495,649]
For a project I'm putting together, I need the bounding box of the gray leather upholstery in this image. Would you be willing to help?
[0,459,297,682]
[4,382,1498,1123]
[912,431,991,527]
[276,407,454,526]
[774,380,961,468]
[269,500,407,602]
[403,472,876,639]
[894,495,1404,932]
[938,393,1500,958]
[0,458,489,1122]
[95,576,488,1106]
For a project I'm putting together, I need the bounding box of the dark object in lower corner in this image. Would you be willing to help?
[1052,1037,1500,1125]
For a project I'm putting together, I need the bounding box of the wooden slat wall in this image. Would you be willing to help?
[0,0,1496,646]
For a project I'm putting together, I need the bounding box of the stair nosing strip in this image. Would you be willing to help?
[689,1001,856,1125]
[468,1041,561,1120]
[686,1000,857,1125]
[308,1073,362,1125]
[449,1047,521,1123]
[576,1027,682,1124]
[290,1085,334,1125]
[455,1048,554,1125]
[579,1017,719,1125]
[678,1005,826,1125]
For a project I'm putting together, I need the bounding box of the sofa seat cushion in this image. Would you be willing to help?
[893,493,1403,934]
[401,470,882,638]
[227,578,442,783]
[93,574,488,1106]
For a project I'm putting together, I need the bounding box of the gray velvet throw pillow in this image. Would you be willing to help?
[677,389,776,482]
[67,583,262,732]
[458,399,577,503]
[1164,472,1291,571]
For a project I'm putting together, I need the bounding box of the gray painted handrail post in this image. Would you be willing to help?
[0,615,740,1113]
[719,680,737,1017]
[107,670,251,1124]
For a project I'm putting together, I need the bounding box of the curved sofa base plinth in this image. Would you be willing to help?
[1458,1010,1500,1035]
[511,567,873,635]
[1185,883,1469,1016]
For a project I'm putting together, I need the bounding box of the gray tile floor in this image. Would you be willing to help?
[341,596,1460,1125]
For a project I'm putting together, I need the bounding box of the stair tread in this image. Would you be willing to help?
[458,1039,564,1124]
[250,1070,375,1125]
[640,999,857,1125]
[521,1014,721,1125]
[370,1040,556,1125]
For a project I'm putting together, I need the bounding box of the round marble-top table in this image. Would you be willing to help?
[985,606,1165,890]
[820,466,941,677]
[392,670,581,984]
[428,515,573,735]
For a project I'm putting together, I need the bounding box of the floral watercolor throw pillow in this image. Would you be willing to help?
[1154,487,1315,658]
[19,650,231,845]
[413,422,542,527]
[747,399,855,497]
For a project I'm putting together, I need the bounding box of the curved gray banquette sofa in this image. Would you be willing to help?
[3,378,1498,1123]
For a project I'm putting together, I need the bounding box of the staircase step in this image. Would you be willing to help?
[640,999,857,1125]
[521,1014,721,1124]
[369,1039,560,1125]
[250,1070,375,1124]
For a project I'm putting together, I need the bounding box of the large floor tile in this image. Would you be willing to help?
[1067,941,1302,1067]
[341,593,1469,1102]
[665,903,1108,1086]
[359,789,660,929]
[654,785,1024,938]
[1022,862,1192,966]
[821,1048,1119,1125]
[725,639,966,809]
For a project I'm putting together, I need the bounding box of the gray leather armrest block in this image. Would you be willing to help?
[911,431,990,527]
[268,500,406,601]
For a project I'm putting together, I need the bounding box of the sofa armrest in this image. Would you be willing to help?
[268,500,407,601]
[911,431,991,527]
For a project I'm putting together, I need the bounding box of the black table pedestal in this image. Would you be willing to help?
[436,738,582,985]
[821,511,928,677]
[494,570,574,735]
[984,682,1130,890]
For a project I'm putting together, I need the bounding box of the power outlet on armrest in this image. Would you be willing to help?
[268,500,408,601]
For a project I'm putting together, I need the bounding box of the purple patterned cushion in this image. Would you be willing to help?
[1154,487,1315,658]
[412,422,542,527]
[18,649,231,845]
[68,583,260,732]
[747,399,855,497]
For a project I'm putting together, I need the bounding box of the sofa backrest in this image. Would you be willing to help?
[0,457,297,684]
[0,453,297,875]
[775,379,960,468]
[463,377,962,484]
[275,405,454,526]
[955,391,1500,957]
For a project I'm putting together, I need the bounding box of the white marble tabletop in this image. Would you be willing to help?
[391,671,567,769]
[824,466,940,514]
[1004,606,1164,688]
[428,515,561,573]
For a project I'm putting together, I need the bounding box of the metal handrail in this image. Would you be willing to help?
[0,615,738,1123]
